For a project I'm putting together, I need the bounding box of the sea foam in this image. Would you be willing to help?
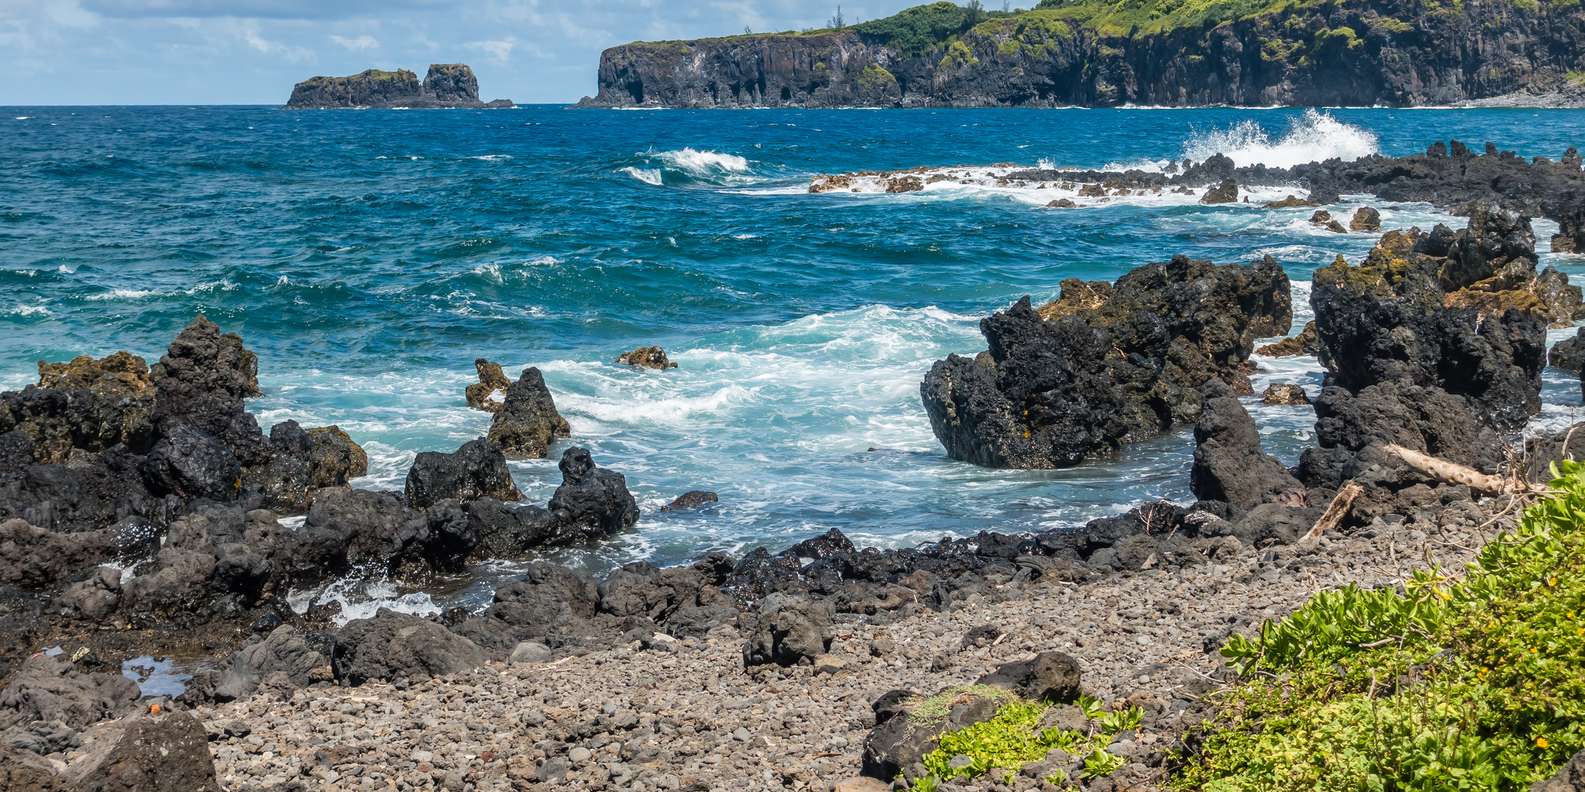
[1181,109,1379,168]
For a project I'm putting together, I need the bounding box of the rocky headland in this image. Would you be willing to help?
[583,0,1585,108]
[3,139,1585,789]
[286,64,513,109]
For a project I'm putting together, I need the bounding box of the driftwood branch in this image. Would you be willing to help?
[1381,443,1540,495]
[1301,481,1363,544]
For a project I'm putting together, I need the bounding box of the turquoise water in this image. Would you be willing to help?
[4,106,1584,601]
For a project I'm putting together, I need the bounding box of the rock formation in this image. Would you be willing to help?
[486,367,571,459]
[287,64,513,109]
[585,0,1585,108]
[921,254,1290,468]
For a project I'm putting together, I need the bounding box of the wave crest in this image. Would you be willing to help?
[620,148,758,187]
[1181,109,1379,168]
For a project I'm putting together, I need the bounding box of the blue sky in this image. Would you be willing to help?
[0,0,941,105]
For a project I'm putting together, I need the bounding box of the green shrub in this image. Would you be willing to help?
[908,694,1142,790]
[855,2,979,56]
[1172,461,1585,791]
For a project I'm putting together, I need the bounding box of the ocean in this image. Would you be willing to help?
[3,104,1583,619]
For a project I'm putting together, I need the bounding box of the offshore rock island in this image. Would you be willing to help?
[584,0,1585,108]
[286,64,513,109]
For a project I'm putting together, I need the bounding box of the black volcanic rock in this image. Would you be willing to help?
[287,64,512,109]
[921,254,1290,468]
[585,0,1585,108]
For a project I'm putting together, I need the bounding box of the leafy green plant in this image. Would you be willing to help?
[1172,461,1585,791]
[907,694,1140,789]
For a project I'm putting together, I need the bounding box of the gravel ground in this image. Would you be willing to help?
[198,496,1502,792]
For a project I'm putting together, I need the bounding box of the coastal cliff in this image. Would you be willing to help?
[287,64,514,109]
[584,0,1585,108]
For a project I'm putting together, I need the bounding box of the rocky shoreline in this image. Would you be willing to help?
[585,0,1585,109]
[286,64,513,110]
[3,138,1585,789]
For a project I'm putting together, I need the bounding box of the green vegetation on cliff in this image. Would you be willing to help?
[1172,462,1585,790]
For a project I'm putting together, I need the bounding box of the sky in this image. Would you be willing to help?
[0,0,940,105]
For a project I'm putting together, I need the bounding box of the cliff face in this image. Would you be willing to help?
[287,64,513,109]
[585,0,1585,107]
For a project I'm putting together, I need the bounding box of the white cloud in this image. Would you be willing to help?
[466,36,515,64]
[330,32,378,50]
[234,19,312,61]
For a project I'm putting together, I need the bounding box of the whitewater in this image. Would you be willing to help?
[4,104,1584,619]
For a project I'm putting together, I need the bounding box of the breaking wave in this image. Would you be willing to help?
[619,147,760,187]
[1181,109,1379,168]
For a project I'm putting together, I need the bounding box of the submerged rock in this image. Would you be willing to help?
[615,346,678,370]
[921,255,1290,468]
[464,359,511,413]
[660,490,719,512]
[1309,210,1347,233]
[486,367,571,460]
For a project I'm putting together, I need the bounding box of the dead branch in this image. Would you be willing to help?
[1301,481,1364,544]
[1381,443,1543,496]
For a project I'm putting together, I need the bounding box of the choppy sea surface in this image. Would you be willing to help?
[3,105,1583,618]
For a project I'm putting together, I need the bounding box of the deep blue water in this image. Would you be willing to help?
[4,105,1583,615]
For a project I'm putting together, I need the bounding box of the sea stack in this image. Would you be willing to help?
[286,64,513,109]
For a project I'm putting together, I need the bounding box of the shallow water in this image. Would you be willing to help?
[3,105,1582,618]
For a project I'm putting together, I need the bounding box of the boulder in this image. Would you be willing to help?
[1348,206,1381,232]
[615,346,678,370]
[1532,266,1585,328]
[486,367,570,459]
[0,654,139,730]
[546,448,639,540]
[1550,331,1585,373]
[0,744,65,790]
[742,594,833,667]
[860,686,1007,781]
[1191,381,1303,510]
[1199,179,1238,204]
[60,711,220,792]
[212,626,330,702]
[404,438,521,508]
[922,255,1290,468]
[976,651,1082,703]
[306,426,367,488]
[1263,195,1315,209]
[464,498,559,557]
[464,359,511,413]
[331,610,486,685]
[1299,381,1507,488]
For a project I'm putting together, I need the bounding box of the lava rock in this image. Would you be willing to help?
[615,346,678,370]
[660,490,718,512]
[546,448,639,540]
[1549,330,1585,373]
[976,651,1082,703]
[1199,179,1238,204]
[0,654,139,730]
[742,594,833,667]
[922,255,1290,468]
[404,438,522,509]
[213,626,330,702]
[464,359,511,413]
[1260,383,1310,405]
[486,367,571,460]
[1349,206,1381,232]
[331,610,487,686]
[1191,380,1303,510]
[60,711,221,792]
